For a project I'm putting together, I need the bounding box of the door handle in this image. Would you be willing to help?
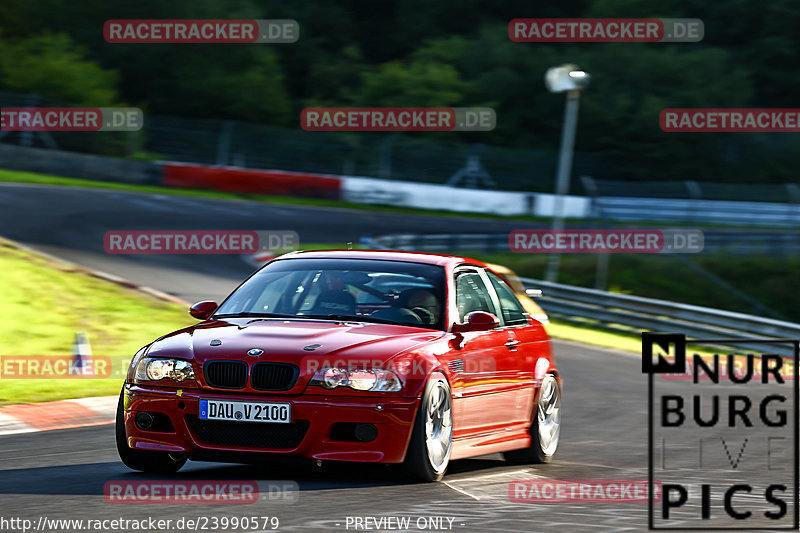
[504,339,520,350]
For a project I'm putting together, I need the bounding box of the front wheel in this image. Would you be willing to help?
[115,388,187,473]
[404,373,453,482]
[504,373,561,464]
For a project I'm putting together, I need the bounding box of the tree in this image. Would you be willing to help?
[357,60,469,107]
[0,32,120,106]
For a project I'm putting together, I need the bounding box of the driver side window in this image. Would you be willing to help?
[455,271,497,322]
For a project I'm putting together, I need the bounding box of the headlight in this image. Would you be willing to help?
[146,359,172,380]
[371,369,402,392]
[134,357,195,383]
[311,367,402,392]
[348,369,376,391]
[321,367,348,389]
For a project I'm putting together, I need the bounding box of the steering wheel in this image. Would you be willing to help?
[410,306,435,325]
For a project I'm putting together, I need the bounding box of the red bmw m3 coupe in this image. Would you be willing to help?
[116,250,561,481]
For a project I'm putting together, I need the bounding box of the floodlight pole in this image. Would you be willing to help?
[545,89,582,283]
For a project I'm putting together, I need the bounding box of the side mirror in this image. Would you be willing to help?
[189,301,218,320]
[452,311,500,333]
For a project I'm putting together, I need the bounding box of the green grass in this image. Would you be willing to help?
[546,320,727,361]
[0,238,194,406]
[546,320,644,353]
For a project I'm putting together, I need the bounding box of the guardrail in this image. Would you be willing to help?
[368,231,800,255]
[591,197,800,228]
[581,177,800,229]
[521,277,800,357]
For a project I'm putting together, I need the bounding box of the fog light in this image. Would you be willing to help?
[135,411,155,430]
[354,423,378,442]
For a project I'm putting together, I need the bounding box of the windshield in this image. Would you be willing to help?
[214,258,447,330]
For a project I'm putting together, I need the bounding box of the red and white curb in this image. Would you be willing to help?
[0,395,117,436]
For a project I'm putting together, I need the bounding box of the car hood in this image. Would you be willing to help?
[147,317,443,367]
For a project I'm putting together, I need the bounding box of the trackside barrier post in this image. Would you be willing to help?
[73,331,93,376]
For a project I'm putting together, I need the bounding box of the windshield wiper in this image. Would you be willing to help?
[213,312,302,319]
[301,314,398,325]
[214,312,412,326]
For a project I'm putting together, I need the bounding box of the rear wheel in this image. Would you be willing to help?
[115,388,187,473]
[504,373,561,464]
[404,373,453,482]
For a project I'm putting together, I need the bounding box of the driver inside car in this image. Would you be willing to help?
[400,288,440,325]
[369,287,441,326]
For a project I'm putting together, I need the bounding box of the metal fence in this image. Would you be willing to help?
[4,90,800,203]
[0,91,565,192]
[522,278,800,357]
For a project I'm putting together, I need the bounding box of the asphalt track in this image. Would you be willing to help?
[0,183,781,532]
[0,183,546,304]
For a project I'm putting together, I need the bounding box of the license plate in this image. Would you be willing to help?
[199,399,291,423]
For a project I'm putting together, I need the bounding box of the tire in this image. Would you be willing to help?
[504,373,561,464]
[115,388,187,473]
[404,373,453,482]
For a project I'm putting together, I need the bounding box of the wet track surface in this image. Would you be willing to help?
[0,183,719,532]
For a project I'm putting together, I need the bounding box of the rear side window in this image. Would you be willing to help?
[487,272,528,326]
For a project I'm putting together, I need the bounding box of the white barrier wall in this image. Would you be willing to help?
[532,193,592,218]
[341,176,590,218]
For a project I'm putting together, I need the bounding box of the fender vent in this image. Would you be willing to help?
[448,359,464,373]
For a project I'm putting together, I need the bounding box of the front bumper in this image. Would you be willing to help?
[123,385,419,463]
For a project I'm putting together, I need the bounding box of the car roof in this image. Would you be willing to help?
[275,249,489,269]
